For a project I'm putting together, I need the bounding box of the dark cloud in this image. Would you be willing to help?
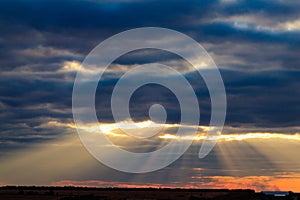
[223,69,300,127]
[0,0,300,173]
[0,0,216,29]
[94,68,300,127]
[1,0,299,71]
[219,0,300,20]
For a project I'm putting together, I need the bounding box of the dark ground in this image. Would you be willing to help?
[0,186,298,200]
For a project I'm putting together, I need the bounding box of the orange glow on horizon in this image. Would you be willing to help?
[53,174,300,192]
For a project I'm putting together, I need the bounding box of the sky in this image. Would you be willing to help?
[1,0,300,192]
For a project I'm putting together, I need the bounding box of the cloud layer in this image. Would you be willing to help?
[1,0,300,190]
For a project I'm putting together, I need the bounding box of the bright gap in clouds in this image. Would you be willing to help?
[74,120,300,142]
